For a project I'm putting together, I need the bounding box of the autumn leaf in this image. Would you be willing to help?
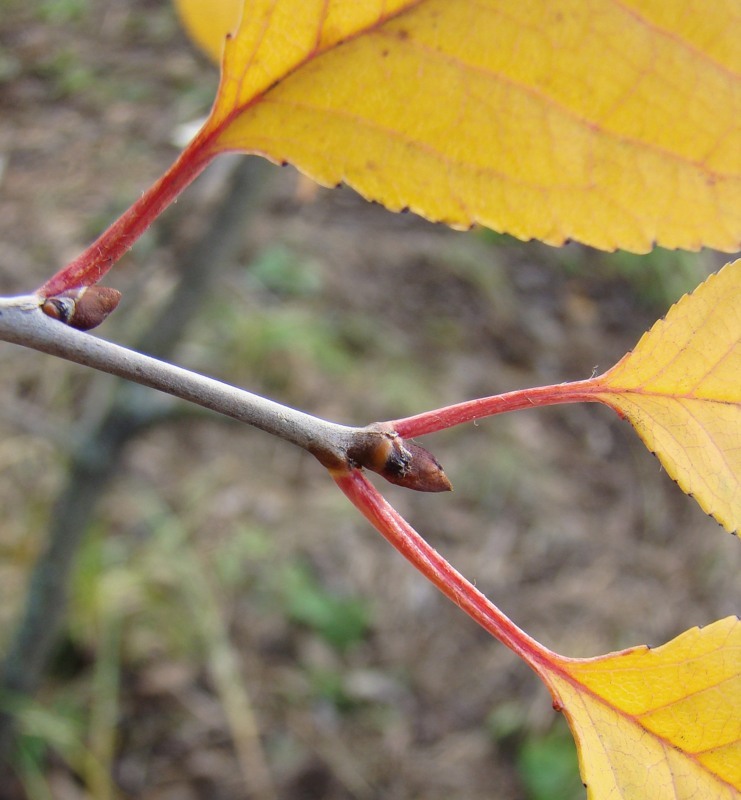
[592,259,741,534]
[546,617,741,800]
[44,0,740,294]
[179,0,741,253]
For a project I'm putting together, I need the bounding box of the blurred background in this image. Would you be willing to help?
[0,2,738,798]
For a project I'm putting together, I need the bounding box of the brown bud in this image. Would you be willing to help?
[41,286,121,331]
[350,430,452,493]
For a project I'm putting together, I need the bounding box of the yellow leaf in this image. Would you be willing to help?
[173,0,242,62]
[592,259,741,534]
[184,0,741,253]
[545,617,741,799]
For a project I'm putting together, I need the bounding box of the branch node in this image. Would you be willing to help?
[348,424,452,493]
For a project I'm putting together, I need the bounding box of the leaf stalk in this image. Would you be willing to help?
[37,138,218,297]
[390,380,606,437]
[332,469,557,681]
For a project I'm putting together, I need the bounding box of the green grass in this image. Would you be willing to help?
[276,561,371,653]
[517,723,583,800]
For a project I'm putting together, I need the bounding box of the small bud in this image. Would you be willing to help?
[350,429,452,493]
[379,437,452,493]
[41,286,121,331]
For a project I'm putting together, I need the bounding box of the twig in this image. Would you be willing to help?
[0,295,452,493]
[0,296,359,464]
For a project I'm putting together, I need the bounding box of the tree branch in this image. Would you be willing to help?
[0,295,353,456]
[0,295,449,490]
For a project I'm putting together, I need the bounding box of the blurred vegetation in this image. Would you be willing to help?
[477,229,714,309]
[516,724,583,800]
[488,706,582,800]
[277,561,371,653]
[38,0,89,25]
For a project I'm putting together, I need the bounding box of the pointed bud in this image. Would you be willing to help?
[349,429,452,493]
[41,286,121,331]
[379,437,452,492]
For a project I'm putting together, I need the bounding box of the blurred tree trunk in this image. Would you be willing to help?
[0,156,270,780]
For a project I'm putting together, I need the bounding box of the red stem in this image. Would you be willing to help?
[37,138,219,298]
[333,468,558,682]
[391,378,606,438]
